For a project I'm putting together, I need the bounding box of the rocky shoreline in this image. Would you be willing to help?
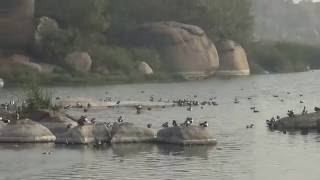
[0,109,216,146]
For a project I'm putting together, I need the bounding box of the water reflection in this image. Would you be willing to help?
[111,143,155,157]
[157,144,214,159]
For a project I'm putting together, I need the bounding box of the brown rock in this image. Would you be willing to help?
[10,54,42,73]
[217,40,250,76]
[131,21,219,80]
[64,52,92,73]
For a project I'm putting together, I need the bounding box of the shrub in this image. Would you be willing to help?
[23,81,52,112]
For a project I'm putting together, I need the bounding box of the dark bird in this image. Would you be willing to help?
[117,116,124,123]
[147,124,152,128]
[64,105,71,109]
[315,107,320,112]
[199,121,209,128]
[273,95,279,98]
[162,122,169,128]
[253,109,260,113]
[90,118,96,124]
[172,120,178,127]
[66,123,72,129]
[187,106,192,111]
[116,101,121,105]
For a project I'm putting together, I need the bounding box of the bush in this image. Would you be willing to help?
[247,41,320,73]
[23,82,52,112]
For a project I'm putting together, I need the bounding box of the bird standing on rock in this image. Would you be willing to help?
[172,120,178,127]
[199,121,209,128]
[117,116,124,123]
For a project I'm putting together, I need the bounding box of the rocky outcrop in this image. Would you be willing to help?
[0,119,56,143]
[64,52,92,73]
[130,21,219,80]
[110,122,155,143]
[138,61,154,75]
[10,54,42,73]
[217,40,250,76]
[156,126,217,145]
[28,109,78,137]
[273,112,320,130]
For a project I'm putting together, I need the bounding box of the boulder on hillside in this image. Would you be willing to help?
[130,21,219,80]
[9,54,42,73]
[138,61,154,75]
[217,40,250,76]
[0,119,56,143]
[156,125,217,145]
[110,122,156,143]
[64,52,92,73]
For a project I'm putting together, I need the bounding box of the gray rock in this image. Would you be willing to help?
[58,125,95,144]
[110,122,156,143]
[64,52,92,73]
[93,123,112,144]
[156,125,217,145]
[0,119,56,143]
[274,112,320,130]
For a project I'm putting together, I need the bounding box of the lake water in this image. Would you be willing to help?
[1,71,320,180]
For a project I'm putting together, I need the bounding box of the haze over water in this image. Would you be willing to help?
[1,71,320,180]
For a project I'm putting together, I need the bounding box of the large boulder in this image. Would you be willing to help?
[217,40,250,76]
[93,123,112,144]
[0,119,56,143]
[110,122,156,143]
[156,126,217,145]
[130,21,219,80]
[64,52,92,73]
[138,61,154,75]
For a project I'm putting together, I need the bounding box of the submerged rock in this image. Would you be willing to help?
[0,119,56,143]
[156,126,217,145]
[110,122,156,143]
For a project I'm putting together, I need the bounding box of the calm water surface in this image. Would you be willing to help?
[1,71,320,180]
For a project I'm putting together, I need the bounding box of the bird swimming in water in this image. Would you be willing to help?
[187,106,192,111]
[162,122,169,128]
[147,124,152,128]
[199,121,209,128]
[234,97,240,104]
[117,116,124,123]
[246,124,254,128]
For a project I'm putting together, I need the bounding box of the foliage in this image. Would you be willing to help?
[23,81,52,112]
[247,41,320,73]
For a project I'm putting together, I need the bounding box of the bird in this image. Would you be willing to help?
[147,124,152,128]
[64,105,71,109]
[66,123,72,129]
[172,120,178,127]
[199,121,209,128]
[315,107,320,112]
[162,122,169,128]
[187,106,192,111]
[117,116,124,123]
[90,118,96,124]
[253,109,260,113]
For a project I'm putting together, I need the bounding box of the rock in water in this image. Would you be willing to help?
[274,112,320,130]
[0,119,56,143]
[156,126,217,145]
[64,52,92,73]
[93,123,112,144]
[59,125,95,144]
[129,21,219,80]
[138,61,154,75]
[217,40,250,76]
[110,122,156,143]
